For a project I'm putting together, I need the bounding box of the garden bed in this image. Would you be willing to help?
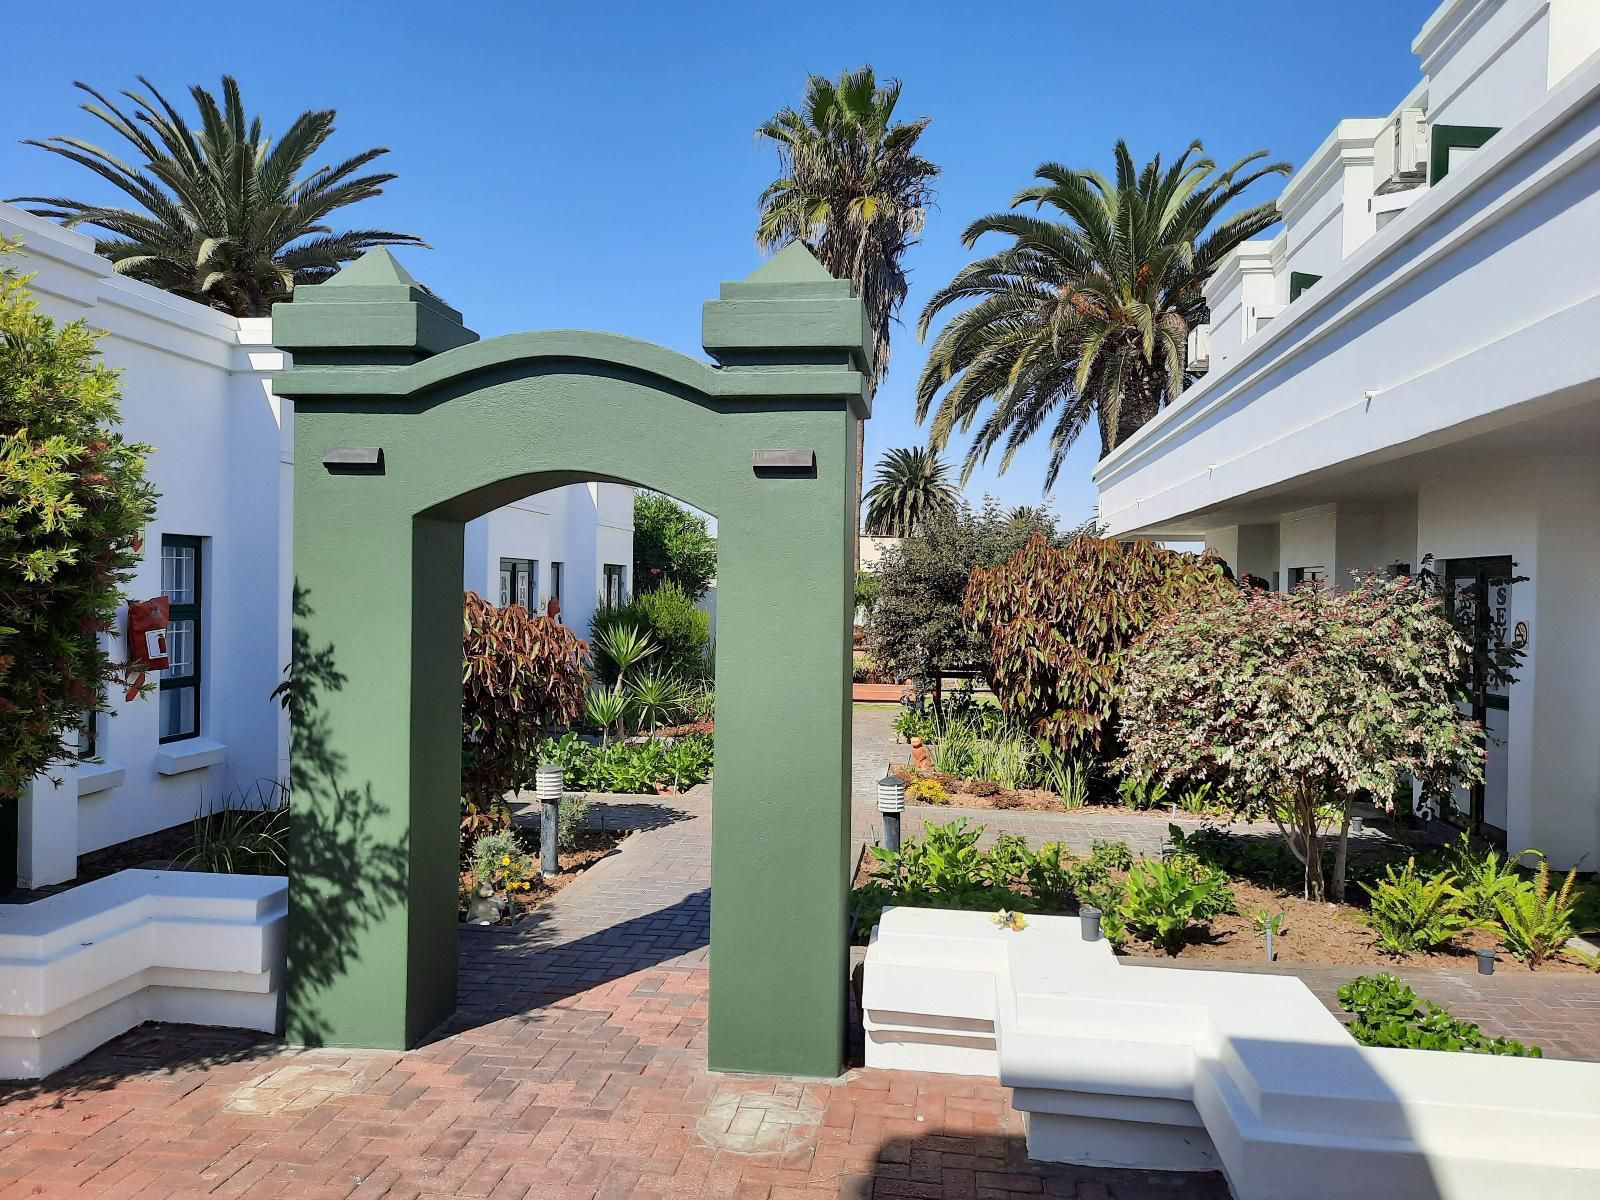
[851,817,1600,975]
[458,826,625,925]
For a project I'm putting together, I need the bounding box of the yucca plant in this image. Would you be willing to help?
[12,76,424,316]
[1362,859,1472,956]
[1495,857,1579,966]
[590,622,658,686]
[628,668,685,733]
[584,686,632,745]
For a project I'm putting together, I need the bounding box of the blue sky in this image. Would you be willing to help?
[5,1,1436,525]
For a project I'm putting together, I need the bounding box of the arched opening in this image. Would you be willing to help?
[274,244,866,1077]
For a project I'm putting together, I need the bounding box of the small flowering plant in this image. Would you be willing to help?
[991,909,1028,932]
[468,830,540,898]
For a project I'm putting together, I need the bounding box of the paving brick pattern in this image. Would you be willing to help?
[0,781,1227,1200]
[1140,960,1600,1062]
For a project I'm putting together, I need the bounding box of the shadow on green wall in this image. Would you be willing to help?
[281,583,411,1046]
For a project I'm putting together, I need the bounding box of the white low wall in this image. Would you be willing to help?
[863,907,1600,1199]
[0,870,286,1080]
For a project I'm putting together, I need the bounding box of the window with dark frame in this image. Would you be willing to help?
[159,535,202,743]
[550,561,564,609]
[498,558,535,609]
[76,710,97,760]
[603,563,627,608]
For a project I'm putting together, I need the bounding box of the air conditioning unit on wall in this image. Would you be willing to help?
[1374,108,1430,194]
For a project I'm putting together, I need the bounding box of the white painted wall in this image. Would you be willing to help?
[463,482,634,642]
[1094,3,1600,868]
[4,202,633,886]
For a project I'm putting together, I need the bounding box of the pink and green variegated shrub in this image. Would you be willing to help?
[1119,576,1483,902]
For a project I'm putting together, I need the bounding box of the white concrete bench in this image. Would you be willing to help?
[0,869,286,1079]
[863,906,1600,1200]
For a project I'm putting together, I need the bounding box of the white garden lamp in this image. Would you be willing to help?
[535,764,563,879]
[877,772,906,854]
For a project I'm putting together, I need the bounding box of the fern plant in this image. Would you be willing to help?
[1361,859,1471,956]
[1443,832,1531,924]
[1494,857,1579,966]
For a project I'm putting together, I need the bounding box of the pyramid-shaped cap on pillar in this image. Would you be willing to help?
[271,248,477,364]
[703,240,873,384]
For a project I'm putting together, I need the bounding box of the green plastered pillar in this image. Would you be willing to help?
[273,242,865,1075]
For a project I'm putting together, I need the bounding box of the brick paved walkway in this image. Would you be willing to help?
[0,782,1227,1200]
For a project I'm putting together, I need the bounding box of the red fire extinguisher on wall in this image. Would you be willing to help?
[123,595,171,701]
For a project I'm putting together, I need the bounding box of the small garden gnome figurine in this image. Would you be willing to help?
[910,736,933,772]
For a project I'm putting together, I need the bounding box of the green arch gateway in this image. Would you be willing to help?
[272,241,863,1077]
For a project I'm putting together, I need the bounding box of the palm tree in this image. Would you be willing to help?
[863,447,958,538]
[10,76,425,317]
[916,141,1288,487]
[755,67,939,553]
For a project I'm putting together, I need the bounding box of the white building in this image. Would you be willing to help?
[3,202,633,889]
[1095,0,1600,867]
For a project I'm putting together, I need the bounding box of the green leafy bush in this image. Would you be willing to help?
[1495,857,1578,966]
[964,533,1234,760]
[853,819,1026,936]
[864,499,1057,692]
[555,791,588,852]
[1337,974,1540,1056]
[1119,858,1232,954]
[534,732,714,794]
[0,238,158,800]
[633,492,717,600]
[592,583,709,683]
[1362,859,1471,955]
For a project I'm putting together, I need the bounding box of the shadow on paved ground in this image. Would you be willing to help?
[850,1132,1234,1199]
[0,1023,278,1109]
[427,887,711,1045]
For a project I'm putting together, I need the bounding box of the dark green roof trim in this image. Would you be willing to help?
[1430,124,1500,185]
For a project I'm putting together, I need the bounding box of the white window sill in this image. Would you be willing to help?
[155,738,226,776]
[76,761,126,796]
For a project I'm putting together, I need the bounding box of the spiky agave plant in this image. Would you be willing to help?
[11,75,425,316]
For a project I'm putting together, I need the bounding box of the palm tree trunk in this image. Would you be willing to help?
[1111,361,1165,450]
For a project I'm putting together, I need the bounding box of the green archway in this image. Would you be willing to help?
[271,243,863,1077]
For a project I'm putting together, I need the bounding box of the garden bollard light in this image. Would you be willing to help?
[1265,926,1276,962]
[1477,948,1496,976]
[1352,815,1365,834]
[1158,840,1173,862]
[1080,906,1102,942]
[877,772,906,855]
[536,764,563,880]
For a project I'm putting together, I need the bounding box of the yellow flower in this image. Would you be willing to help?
[990,909,1028,932]
[501,855,511,866]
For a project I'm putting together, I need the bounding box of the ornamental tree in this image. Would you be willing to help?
[633,491,717,600]
[1118,577,1484,901]
[0,237,157,800]
[864,499,1057,690]
[461,591,588,829]
[963,533,1234,760]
